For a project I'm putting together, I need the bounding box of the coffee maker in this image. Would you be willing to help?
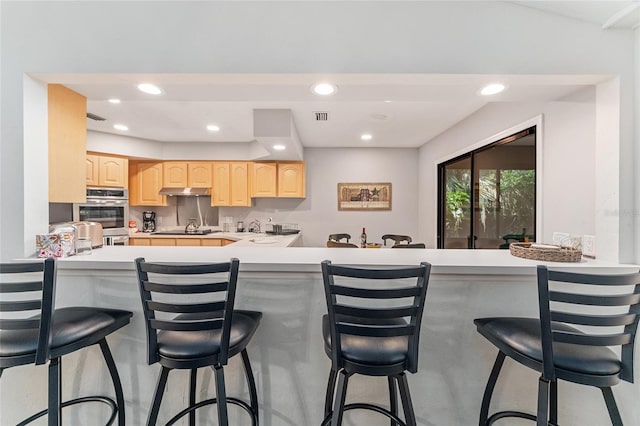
[142,211,156,233]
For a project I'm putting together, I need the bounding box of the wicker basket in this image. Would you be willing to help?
[509,242,582,263]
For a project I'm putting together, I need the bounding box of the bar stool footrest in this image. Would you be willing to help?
[165,396,257,426]
[17,395,118,426]
[487,410,557,426]
[321,402,409,426]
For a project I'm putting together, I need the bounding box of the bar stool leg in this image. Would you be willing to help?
[601,387,623,426]
[324,368,338,417]
[189,369,197,426]
[214,365,228,426]
[536,377,550,426]
[549,379,558,425]
[240,349,259,426]
[147,367,170,426]
[331,370,350,426]
[388,376,398,426]
[479,351,506,425]
[99,339,126,426]
[397,373,416,426]
[48,357,62,426]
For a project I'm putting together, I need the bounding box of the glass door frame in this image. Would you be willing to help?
[437,120,541,249]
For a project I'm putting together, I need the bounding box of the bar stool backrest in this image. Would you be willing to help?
[328,234,351,243]
[381,235,412,246]
[537,265,640,383]
[134,258,240,365]
[321,260,431,373]
[0,259,56,365]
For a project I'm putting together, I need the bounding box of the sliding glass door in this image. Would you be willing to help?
[438,127,536,249]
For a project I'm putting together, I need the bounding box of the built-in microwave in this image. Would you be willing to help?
[73,188,129,236]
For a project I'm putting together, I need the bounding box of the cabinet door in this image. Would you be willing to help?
[201,239,222,246]
[48,84,86,203]
[176,238,200,246]
[188,162,212,187]
[278,162,306,198]
[230,162,250,206]
[86,154,100,186]
[99,156,127,187]
[151,238,176,246]
[163,162,188,187]
[132,162,166,206]
[130,238,151,246]
[211,162,230,206]
[250,162,277,197]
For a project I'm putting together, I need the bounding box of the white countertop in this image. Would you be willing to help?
[53,245,638,275]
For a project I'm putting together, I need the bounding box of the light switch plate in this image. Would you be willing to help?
[582,235,596,258]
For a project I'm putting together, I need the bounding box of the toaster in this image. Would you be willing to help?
[50,221,104,248]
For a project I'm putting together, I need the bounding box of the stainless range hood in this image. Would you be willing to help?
[158,187,211,196]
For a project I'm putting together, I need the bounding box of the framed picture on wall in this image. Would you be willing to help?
[337,182,392,211]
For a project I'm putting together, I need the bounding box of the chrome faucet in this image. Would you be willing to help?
[248,219,261,233]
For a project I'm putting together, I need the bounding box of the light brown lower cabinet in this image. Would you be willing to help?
[130,238,234,246]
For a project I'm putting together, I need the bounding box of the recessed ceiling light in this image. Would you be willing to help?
[108,98,121,104]
[206,124,220,132]
[273,144,286,151]
[361,133,373,141]
[311,83,337,96]
[113,124,128,131]
[137,83,163,95]
[383,100,392,103]
[480,83,506,96]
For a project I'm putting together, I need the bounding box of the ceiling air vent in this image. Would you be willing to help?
[314,111,329,121]
[86,112,106,121]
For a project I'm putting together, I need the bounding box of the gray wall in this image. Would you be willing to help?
[219,148,419,247]
[1,1,637,262]
[419,97,597,251]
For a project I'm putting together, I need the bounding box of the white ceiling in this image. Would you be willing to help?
[36,1,636,151]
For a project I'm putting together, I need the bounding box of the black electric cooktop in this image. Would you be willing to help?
[151,229,220,236]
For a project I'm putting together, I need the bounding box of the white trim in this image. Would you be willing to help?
[432,115,544,248]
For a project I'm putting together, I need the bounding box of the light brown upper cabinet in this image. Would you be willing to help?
[48,84,87,203]
[211,162,230,206]
[188,162,212,187]
[163,162,212,187]
[129,161,167,206]
[278,162,306,198]
[211,162,250,207]
[250,162,277,197]
[230,162,251,206]
[87,153,128,188]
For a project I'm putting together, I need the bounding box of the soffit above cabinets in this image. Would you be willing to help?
[35,73,607,149]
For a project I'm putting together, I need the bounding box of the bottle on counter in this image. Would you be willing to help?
[360,227,367,248]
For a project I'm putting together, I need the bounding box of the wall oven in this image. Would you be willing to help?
[73,188,129,236]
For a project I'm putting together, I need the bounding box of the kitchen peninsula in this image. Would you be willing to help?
[2,247,638,425]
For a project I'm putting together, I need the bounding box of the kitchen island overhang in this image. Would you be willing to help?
[2,247,638,425]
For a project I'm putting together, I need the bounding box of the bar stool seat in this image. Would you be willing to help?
[1,307,131,361]
[322,315,409,367]
[157,310,262,361]
[475,317,621,377]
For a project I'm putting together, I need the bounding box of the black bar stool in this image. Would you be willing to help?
[328,234,352,243]
[474,265,640,425]
[320,260,432,426]
[134,257,261,426]
[0,258,132,425]
[381,235,412,246]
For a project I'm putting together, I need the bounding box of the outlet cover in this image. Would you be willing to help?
[582,235,596,258]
